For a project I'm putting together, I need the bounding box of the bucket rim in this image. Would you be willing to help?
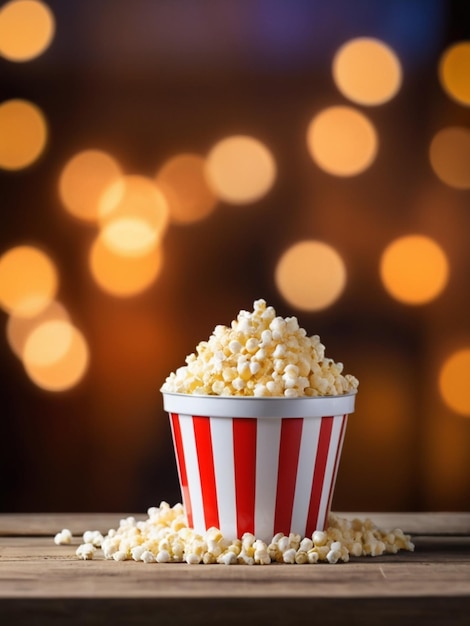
[161,390,356,418]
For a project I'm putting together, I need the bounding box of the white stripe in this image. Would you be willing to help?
[291,416,321,537]
[210,416,237,540]
[178,414,205,534]
[329,415,348,503]
[255,417,282,542]
[316,415,344,529]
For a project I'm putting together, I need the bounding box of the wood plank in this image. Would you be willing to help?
[1,511,469,537]
[0,529,469,626]
[0,536,469,599]
[1,561,469,599]
[0,596,469,626]
[0,513,136,537]
[348,512,470,535]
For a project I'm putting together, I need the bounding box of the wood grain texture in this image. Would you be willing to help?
[1,511,469,536]
[0,513,469,626]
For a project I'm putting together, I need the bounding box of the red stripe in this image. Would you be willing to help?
[233,418,257,537]
[305,416,334,535]
[170,413,193,528]
[273,418,303,535]
[193,416,219,530]
[323,415,348,529]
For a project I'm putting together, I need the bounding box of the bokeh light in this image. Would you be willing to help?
[332,37,402,105]
[59,150,122,222]
[6,300,69,359]
[23,319,73,367]
[205,135,276,204]
[275,240,346,311]
[0,245,58,317]
[0,99,47,170]
[23,320,89,391]
[380,235,449,305]
[306,106,378,176]
[0,0,55,62]
[101,217,158,257]
[98,175,169,256]
[439,349,470,417]
[156,153,218,224]
[438,41,470,107]
[429,127,470,189]
[89,234,163,297]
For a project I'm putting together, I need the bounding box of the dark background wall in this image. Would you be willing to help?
[1,0,469,514]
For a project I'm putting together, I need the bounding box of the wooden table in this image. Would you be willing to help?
[0,512,469,625]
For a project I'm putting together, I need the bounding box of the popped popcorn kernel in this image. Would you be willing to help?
[185,552,202,565]
[294,550,309,564]
[141,550,156,563]
[83,530,104,547]
[54,529,72,545]
[161,300,358,397]
[58,503,414,566]
[156,549,171,563]
[218,551,238,565]
[326,548,342,564]
[282,548,297,564]
[76,543,95,560]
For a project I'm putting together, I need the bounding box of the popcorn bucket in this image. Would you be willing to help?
[162,392,356,543]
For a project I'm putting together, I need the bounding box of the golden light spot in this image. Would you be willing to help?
[438,41,470,107]
[380,235,449,305]
[439,349,470,417]
[156,153,218,223]
[6,300,69,358]
[429,127,470,189]
[0,245,58,317]
[0,99,47,170]
[275,240,346,311]
[89,234,163,297]
[306,106,377,176]
[59,150,122,222]
[98,175,169,256]
[101,217,158,257]
[333,37,402,105]
[205,135,276,204]
[23,319,73,367]
[0,0,55,62]
[23,321,89,391]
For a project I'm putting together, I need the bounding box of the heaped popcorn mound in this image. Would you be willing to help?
[68,502,415,565]
[161,299,358,397]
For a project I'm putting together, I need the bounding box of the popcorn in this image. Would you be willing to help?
[161,299,358,397]
[83,530,104,547]
[141,550,156,563]
[54,528,72,545]
[76,543,96,560]
[60,502,414,566]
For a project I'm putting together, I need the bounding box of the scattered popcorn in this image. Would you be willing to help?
[76,543,96,560]
[141,550,156,563]
[326,548,342,564]
[58,502,414,566]
[218,551,238,565]
[131,545,146,561]
[282,548,297,564]
[161,299,359,397]
[83,530,104,547]
[54,528,72,545]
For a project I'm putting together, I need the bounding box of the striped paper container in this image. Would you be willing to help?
[162,392,356,543]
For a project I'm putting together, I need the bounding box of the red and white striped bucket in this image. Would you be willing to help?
[162,392,356,543]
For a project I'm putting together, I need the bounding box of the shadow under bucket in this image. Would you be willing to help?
[162,392,356,543]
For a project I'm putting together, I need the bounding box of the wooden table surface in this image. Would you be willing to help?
[0,512,469,625]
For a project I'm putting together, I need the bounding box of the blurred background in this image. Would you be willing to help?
[0,0,469,515]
